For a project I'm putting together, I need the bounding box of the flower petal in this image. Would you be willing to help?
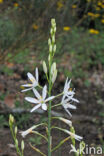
[27,72,35,83]
[25,97,39,103]
[45,96,55,102]
[21,84,33,87]
[42,85,47,100]
[33,88,41,99]
[66,103,77,109]
[71,98,79,103]
[35,68,39,82]
[21,88,32,92]
[64,108,72,116]
[30,104,41,112]
[42,103,47,110]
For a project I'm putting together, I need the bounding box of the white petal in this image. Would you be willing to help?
[33,88,41,99]
[27,72,35,83]
[67,91,75,95]
[68,79,71,88]
[31,104,41,112]
[21,84,33,87]
[42,85,47,100]
[42,103,47,110]
[35,68,39,82]
[64,108,72,116]
[66,104,77,109]
[45,96,55,102]
[64,77,68,91]
[65,130,83,141]
[72,133,83,141]
[21,88,32,92]
[25,97,39,103]
[71,98,79,103]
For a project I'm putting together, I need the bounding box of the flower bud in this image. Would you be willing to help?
[48,38,51,45]
[53,44,56,52]
[52,69,57,83]
[43,61,47,74]
[49,45,52,53]
[48,55,50,62]
[51,19,55,26]
[59,117,72,126]
[52,35,55,43]
[21,140,25,150]
[9,114,14,124]
[51,62,56,74]
[15,139,18,147]
[15,126,18,135]
[50,28,53,35]
[54,26,56,33]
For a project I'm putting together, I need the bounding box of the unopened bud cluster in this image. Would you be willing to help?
[43,19,57,84]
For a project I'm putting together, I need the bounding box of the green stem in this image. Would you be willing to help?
[48,65,52,156]
[51,103,61,108]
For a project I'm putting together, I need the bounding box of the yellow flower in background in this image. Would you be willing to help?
[87,0,91,2]
[101,4,104,8]
[0,0,3,3]
[14,3,19,7]
[72,5,77,9]
[98,1,102,6]
[95,13,100,18]
[89,29,99,34]
[32,24,38,30]
[63,26,71,31]
[57,1,64,11]
[101,19,104,23]
[88,12,95,17]
[96,7,100,11]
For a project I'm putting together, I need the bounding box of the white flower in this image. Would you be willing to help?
[63,78,74,99]
[25,85,55,112]
[64,130,83,141]
[21,68,39,92]
[61,98,77,116]
[70,144,79,155]
[63,78,79,102]
[20,125,37,138]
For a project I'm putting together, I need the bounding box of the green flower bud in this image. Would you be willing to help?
[53,44,56,52]
[52,35,55,43]
[21,140,25,151]
[49,45,52,53]
[51,62,56,74]
[15,139,18,147]
[48,38,51,45]
[54,26,56,33]
[15,126,18,135]
[43,61,47,74]
[9,114,14,124]
[52,69,57,83]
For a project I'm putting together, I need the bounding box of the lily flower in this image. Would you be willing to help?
[64,130,83,141]
[63,78,74,99]
[63,78,79,102]
[25,85,55,112]
[21,68,39,92]
[61,98,77,116]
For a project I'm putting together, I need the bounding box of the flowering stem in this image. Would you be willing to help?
[47,19,56,156]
